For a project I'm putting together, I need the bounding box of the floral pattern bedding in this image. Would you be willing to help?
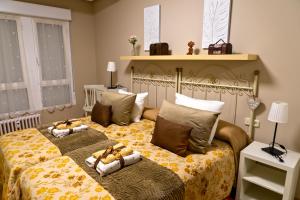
[0,129,61,200]
[18,118,235,200]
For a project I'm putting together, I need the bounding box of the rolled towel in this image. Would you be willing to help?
[92,143,125,159]
[47,124,88,138]
[53,119,82,130]
[85,150,139,168]
[96,151,141,176]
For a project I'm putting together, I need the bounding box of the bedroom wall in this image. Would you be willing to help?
[93,0,300,198]
[16,0,98,124]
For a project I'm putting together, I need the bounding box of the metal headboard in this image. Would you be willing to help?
[130,66,259,138]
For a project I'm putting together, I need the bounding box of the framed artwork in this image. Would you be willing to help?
[144,4,160,51]
[202,0,231,48]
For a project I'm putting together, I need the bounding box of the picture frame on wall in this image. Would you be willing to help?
[144,4,160,51]
[202,0,232,49]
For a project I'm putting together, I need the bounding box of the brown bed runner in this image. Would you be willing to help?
[39,128,108,154]
[65,140,185,200]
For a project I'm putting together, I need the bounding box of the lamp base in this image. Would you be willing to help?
[107,86,117,89]
[262,146,284,156]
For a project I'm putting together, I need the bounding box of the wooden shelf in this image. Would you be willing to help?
[243,182,282,200]
[243,161,286,195]
[120,54,258,61]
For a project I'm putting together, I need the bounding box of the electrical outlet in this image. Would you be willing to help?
[244,117,260,128]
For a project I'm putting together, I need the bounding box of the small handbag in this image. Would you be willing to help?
[208,39,232,55]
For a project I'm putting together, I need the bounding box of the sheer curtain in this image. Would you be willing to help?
[36,23,72,108]
[0,15,74,117]
[0,18,29,115]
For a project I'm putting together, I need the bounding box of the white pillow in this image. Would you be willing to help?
[119,90,148,122]
[175,93,224,144]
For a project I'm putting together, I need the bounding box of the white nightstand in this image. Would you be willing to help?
[236,141,300,200]
[107,86,128,93]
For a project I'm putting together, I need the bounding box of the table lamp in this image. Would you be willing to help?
[262,101,288,156]
[107,61,117,89]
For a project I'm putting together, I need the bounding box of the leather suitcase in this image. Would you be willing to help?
[208,39,232,55]
[150,43,169,55]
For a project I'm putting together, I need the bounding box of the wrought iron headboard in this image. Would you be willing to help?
[130,65,259,139]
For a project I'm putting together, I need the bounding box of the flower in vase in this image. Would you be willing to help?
[128,35,138,46]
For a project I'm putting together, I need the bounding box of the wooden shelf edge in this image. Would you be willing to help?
[120,54,258,61]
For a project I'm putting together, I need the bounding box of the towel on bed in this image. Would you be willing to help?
[47,124,88,138]
[86,151,141,176]
[92,143,125,159]
[54,120,82,130]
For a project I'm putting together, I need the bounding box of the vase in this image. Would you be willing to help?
[131,44,136,56]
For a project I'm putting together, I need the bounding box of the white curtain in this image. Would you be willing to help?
[36,23,71,107]
[0,19,29,114]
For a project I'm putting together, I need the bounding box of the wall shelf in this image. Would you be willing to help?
[120,54,258,61]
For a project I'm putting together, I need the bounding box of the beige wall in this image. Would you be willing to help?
[94,0,300,197]
[9,0,300,198]
[17,0,98,124]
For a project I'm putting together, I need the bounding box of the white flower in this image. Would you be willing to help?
[128,35,138,45]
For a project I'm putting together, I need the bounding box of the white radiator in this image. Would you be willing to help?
[0,114,41,135]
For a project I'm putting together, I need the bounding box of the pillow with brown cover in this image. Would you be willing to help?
[151,115,192,157]
[91,101,112,127]
[159,100,219,154]
[142,107,159,121]
[101,92,136,126]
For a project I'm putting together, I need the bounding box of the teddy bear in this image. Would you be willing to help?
[186,41,195,55]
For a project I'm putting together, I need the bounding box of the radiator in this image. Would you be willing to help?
[0,114,41,135]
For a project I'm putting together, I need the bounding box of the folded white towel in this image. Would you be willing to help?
[85,151,141,176]
[47,124,88,138]
[85,156,97,168]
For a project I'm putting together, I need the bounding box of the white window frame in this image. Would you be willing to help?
[0,14,32,111]
[32,18,75,108]
[0,13,75,116]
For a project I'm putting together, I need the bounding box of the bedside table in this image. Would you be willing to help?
[236,141,300,200]
[107,86,128,93]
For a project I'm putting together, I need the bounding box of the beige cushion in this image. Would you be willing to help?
[142,107,159,121]
[101,92,136,126]
[159,100,219,154]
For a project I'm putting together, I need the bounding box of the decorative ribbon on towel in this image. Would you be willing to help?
[94,145,126,170]
[50,119,80,134]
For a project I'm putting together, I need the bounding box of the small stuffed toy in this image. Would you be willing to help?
[186,41,195,55]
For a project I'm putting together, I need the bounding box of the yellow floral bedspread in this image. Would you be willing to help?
[19,118,235,200]
[0,129,61,200]
[20,156,113,200]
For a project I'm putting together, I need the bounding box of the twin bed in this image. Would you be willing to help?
[0,66,258,200]
[0,116,238,200]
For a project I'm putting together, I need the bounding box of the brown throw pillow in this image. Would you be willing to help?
[159,100,219,154]
[101,92,136,126]
[151,116,192,157]
[91,101,112,127]
[142,107,160,121]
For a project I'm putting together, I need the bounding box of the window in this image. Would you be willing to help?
[36,21,74,108]
[0,14,75,117]
[0,16,30,115]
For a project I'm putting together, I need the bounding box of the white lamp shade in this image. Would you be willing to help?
[107,61,116,72]
[268,101,288,123]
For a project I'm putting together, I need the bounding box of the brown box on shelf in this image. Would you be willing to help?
[150,43,169,55]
